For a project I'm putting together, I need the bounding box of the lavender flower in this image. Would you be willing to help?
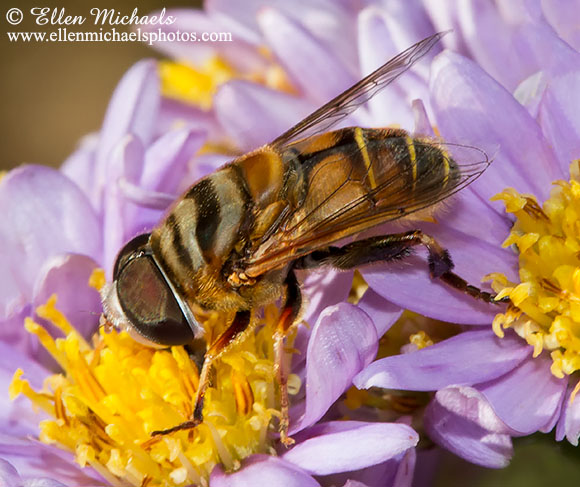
[157,0,580,472]
[353,0,580,468]
[5,0,580,484]
[2,6,414,484]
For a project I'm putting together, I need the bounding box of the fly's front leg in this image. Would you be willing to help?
[274,269,302,447]
[296,230,504,303]
[151,311,252,437]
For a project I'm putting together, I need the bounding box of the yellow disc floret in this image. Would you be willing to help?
[11,294,297,487]
[160,57,235,110]
[159,53,295,111]
[487,161,580,379]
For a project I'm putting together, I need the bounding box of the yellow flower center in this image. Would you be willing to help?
[160,57,235,110]
[10,281,299,486]
[488,161,580,382]
[159,53,295,111]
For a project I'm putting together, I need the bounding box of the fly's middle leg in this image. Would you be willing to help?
[296,230,506,304]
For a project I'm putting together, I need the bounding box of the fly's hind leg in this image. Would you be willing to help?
[296,230,505,304]
[151,311,252,437]
[274,269,302,447]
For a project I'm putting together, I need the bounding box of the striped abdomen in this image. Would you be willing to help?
[277,127,458,244]
[244,127,462,275]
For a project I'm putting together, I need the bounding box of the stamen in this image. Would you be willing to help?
[89,268,107,292]
[159,55,294,112]
[409,331,434,349]
[232,369,254,416]
[490,161,580,378]
[12,292,293,485]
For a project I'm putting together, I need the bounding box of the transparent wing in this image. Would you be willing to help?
[243,140,489,276]
[271,31,447,148]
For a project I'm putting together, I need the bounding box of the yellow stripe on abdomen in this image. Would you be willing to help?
[441,147,451,188]
[354,127,377,190]
[404,136,417,190]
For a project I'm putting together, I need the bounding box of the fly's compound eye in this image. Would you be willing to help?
[113,234,200,346]
[113,233,151,280]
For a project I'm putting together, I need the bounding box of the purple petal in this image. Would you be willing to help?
[300,270,353,326]
[98,60,159,154]
[436,186,513,247]
[23,479,67,487]
[60,134,98,202]
[356,8,417,130]
[215,80,314,151]
[513,71,548,118]
[0,459,21,487]
[1,341,51,433]
[0,165,101,316]
[424,386,513,468]
[102,136,145,274]
[412,99,435,136]
[125,128,206,234]
[207,0,277,44]
[0,446,103,487]
[289,269,355,389]
[455,0,531,91]
[361,221,517,325]
[258,8,356,103]
[324,448,415,487]
[420,3,468,55]
[156,98,220,141]
[341,481,370,487]
[538,68,580,168]
[119,182,174,210]
[374,1,435,51]
[94,60,159,210]
[542,0,580,51]
[210,454,320,487]
[477,353,567,435]
[32,254,101,340]
[517,21,580,77]
[292,304,378,432]
[0,309,30,354]
[0,459,73,487]
[284,421,418,476]
[211,0,359,71]
[356,288,402,337]
[141,128,205,194]
[392,448,415,487]
[431,51,563,203]
[119,184,171,238]
[148,7,268,70]
[555,379,580,445]
[354,329,531,391]
[191,153,232,181]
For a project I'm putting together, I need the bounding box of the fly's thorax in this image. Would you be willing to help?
[148,159,293,312]
[150,167,249,297]
[232,145,286,208]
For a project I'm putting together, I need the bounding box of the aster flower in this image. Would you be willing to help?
[354,0,580,468]
[2,4,419,485]
[6,0,579,485]
[149,0,580,472]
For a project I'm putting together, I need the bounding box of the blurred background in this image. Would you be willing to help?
[2,1,579,484]
[1,0,201,170]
